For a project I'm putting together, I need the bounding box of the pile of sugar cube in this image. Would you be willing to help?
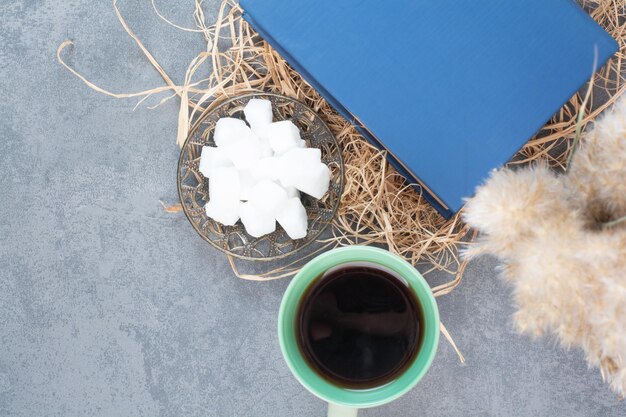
[199,99,331,239]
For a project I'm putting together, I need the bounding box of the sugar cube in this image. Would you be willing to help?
[220,126,263,170]
[248,179,288,217]
[198,146,232,178]
[244,99,273,129]
[284,186,300,198]
[209,166,240,204]
[278,147,323,188]
[267,120,302,155]
[276,198,308,239]
[259,139,274,158]
[281,147,322,166]
[290,163,331,199]
[213,117,248,148]
[205,199,240,226]
[250,157,281,182]
[251,124,274,158]
[252,124,270,143]
[240,201,276,237]
[238,169,256,200]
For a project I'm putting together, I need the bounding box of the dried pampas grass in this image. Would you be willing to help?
[464,96,626,395]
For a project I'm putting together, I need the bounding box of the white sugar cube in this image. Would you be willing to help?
[282,147,322,166]
[284,186,300,198]
[213,117,248,148]
[220,126,263,170]
[250,157,281,182]
[278,147,323,188]
[205,199,240,226]
[259,139,273,158]
[276,198,308,239]
[252,124,270,142]
[292,163,331,199]
[244,99,273,128]
[238,169,256,201]
[267,120,302,155]
[209,166,240,204]
[251,125,274,157]
[198,146,232,178]
[248,179,288,217]
[240,201,276,237]
[206,166,242,225]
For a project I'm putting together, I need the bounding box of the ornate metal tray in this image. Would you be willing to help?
[177,93,344,261]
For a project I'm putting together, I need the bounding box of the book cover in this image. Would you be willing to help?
[240,0,618,218]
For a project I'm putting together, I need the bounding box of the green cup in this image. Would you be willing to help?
[278,246,439,417]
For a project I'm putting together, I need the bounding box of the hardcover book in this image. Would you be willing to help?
[240,0,618,218]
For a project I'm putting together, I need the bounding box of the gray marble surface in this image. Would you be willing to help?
[0,1,624,416]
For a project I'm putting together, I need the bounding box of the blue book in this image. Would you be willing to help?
[240,0,618,218]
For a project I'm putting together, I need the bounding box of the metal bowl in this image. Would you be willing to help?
[177,93,344,261]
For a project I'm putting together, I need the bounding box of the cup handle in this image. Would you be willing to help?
[327,403,358,417]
